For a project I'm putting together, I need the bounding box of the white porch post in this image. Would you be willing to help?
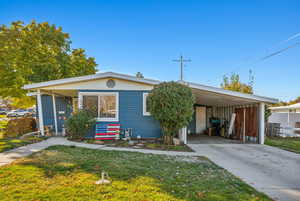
[37,89,45,136]
[52,94,58,135]
[259,102,265,144]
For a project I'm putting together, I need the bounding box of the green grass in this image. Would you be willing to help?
[0,145,271,201]
[0,136,46,153]
[265,137,300,154]
[0,115,6,119]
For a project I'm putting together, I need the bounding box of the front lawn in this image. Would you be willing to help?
[0,136,46,153]
[0,145,271,201]
[265,137,300,154]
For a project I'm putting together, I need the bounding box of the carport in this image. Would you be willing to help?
[178,81,278,144]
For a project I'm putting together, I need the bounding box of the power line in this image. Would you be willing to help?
[259,41,300,62]
[225,32,300,75]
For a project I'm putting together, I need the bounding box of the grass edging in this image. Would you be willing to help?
[265,137,300,154]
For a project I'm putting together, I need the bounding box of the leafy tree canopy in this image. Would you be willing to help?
[0,21,97,107]
[221,71,254,94]
[147,82,195,144]
[136,72,144,78]
[273,96,300,106]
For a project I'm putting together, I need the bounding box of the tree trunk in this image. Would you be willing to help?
[163,135,173,145]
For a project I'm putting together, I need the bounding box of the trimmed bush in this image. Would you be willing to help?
[148,81,195,144]
[65,110,96,140]
[4,117,37,138]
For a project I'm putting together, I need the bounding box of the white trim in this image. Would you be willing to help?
[23,72,160,90]
[79,91,119,122]
[37,89,45,136]
[52,94,58,135]
[26,92,38,96]
[143,93,150,116]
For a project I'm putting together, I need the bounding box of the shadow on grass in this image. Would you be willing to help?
[0,145,272,201]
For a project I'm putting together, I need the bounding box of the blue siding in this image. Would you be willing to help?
[40,95,72,132]
[119,91,161,138]
[80,90,162,138]
[55,96,73,132]
[41,95,54,127]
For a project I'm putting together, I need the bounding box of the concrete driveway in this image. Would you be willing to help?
[188,143,300,201]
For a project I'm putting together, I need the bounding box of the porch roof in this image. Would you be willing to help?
[23,72,161,90]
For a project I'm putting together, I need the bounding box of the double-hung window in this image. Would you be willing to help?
[79,92,119,121]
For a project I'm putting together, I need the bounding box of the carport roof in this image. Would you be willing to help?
[185,81,278,105]
[23,71,278,104]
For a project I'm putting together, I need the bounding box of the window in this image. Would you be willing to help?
[79,92,119,121]
[99,95,116,118]
[83,96,98,117]
[143,93,150,116]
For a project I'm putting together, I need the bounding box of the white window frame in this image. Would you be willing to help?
[143,92,150,116]
[78,92,119,122]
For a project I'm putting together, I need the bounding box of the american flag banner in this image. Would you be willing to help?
[95,122,120,140]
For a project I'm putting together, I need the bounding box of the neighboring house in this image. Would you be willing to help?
[23,71,277,144]
[269,103,300,135]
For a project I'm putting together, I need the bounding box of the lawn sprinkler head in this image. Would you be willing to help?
[95,171,111,185]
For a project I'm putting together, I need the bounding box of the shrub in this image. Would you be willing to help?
[4,117,37,138]
[148,82,195,144]
[65,110,96,140]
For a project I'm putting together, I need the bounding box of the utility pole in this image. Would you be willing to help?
[173,55,191,81]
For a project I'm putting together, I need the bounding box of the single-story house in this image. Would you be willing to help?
[269,103,300,131]
[23,71,277,144]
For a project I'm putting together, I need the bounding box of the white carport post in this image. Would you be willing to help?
[259,102,265,144]
[179,127,187,144]
[52,94,58,135]
[37,89,45,136]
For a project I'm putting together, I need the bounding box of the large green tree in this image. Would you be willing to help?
[0,21,97,106]
[147,82,195,144]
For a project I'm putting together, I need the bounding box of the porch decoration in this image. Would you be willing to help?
[95,122,120,140]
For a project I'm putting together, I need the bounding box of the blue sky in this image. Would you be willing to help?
[1,0,299,101]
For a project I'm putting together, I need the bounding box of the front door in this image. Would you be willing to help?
[196,106,206,134]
